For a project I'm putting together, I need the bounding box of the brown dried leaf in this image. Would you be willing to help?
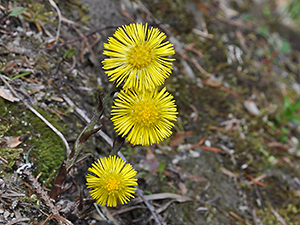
[170,131,193,147]
[5,134,28,148]
[0,86,19,102]
[3,61,16,73]
[45,38,56,49]
[178,182,188,195]
[144,147,159,172]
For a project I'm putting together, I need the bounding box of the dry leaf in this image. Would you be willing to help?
[0,86,19,102]
[5,134,28,148]
[178,182,188,195]
[170,131,193,147]
[45,38,56,49]
[3,61,16,73]
[144,147,159,172]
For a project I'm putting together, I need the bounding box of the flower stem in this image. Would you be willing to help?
[66,84,117,172]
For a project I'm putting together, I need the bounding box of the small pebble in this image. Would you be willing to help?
[241,164,248,169]
[204,140,211,147]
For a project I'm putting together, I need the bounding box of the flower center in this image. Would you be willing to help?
[132,101,159,127]
[106,178,120,191]
[128,43,153,69]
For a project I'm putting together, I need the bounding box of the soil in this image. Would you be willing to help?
[1,0,300,224]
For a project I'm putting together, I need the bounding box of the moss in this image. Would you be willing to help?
[0,147,23,171]
[0,97,66,182]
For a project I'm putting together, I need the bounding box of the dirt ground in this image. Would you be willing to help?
[1,0,300,224]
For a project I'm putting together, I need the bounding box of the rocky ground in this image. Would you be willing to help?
[1,0,300,224]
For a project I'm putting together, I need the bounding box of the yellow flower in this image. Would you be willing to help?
[86,155,138,207]
[111,87,178,146]
[102,23,175,91]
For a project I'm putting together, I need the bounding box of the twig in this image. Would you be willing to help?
[48,0,62,44]
[200,145,225,154]
[189,104,198,121]
[135,188,162,225]
[245,173,265,186]
[270,208,287,225]
[93,203,107,220]
[191,57,211,77]
[229,211,244,223]
[219,86,239,97]
[184,43,204,58]
[192,28,214,39]
[185,136,206,150]
[0,75,71,156]
[252,208,258,225]
[40,214,53,225]
[6,217,30,225]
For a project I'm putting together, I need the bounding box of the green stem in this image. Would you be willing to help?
[110,135,125,156]
[26,145,36,164]
[66,85,117,172]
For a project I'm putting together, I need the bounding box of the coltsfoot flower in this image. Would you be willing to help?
[86,155,138,207]
[111,87,178,146]
[102,23,175,91]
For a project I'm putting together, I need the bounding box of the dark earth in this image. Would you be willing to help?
[1,0,300,224]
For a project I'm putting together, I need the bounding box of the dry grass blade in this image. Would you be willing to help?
[0,155,8,164]
[220,167,238,178]
[229,211,244,223]
[192,28,214,39]
[6,217,30,225]
[270,208,287,225]
[130,193,192,205]
[191,57,211,77]
[48,0,62,44]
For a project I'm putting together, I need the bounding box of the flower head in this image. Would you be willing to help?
[111,87,178,146]
[86,155,138,207]
[102,23,175,91]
